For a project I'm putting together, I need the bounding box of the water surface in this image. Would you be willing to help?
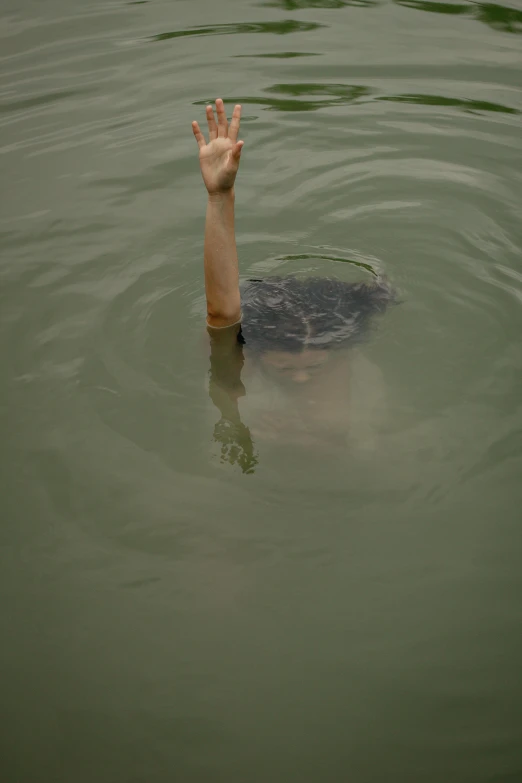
[1,1,521,781]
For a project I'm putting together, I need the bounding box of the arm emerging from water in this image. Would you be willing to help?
[192,99,244,328]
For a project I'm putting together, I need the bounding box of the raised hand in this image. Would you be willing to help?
[192,99,244,196]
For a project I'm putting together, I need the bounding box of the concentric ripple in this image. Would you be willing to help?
[1,2,521,779]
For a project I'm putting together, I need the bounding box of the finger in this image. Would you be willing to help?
[231,140,244,161]
[206,104,218,140]
[192,121,206,149]
[228,104,242,143]
[215,98,228,138]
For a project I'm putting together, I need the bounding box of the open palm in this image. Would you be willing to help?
[192,99,244,195]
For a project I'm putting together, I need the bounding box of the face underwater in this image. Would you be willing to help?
[259,349,330,384]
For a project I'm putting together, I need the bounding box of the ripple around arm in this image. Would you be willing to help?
[149,20,326,42]
[272,253,380,276]
[393,1,522,34]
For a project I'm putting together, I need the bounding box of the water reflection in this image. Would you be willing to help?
[194,83,372,112]
[150,19,325,42]
[379,93,520,115]
[261,0,377,8]
[266,82,372,102]
[233,51,321,58]
[395,1,469,16]
[474,2,522,33]
[0,90,88,116]
[394,1,522,34]
[195,82,518,115]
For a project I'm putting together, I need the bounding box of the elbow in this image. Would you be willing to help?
[206,303,241,329]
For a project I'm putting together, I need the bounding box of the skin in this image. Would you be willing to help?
[192,99,244,328]
[192,100,334,383]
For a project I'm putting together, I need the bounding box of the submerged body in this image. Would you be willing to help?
[192,100,394,470]
[208,276,393,468]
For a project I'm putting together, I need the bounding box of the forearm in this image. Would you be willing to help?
[204,189,241,327]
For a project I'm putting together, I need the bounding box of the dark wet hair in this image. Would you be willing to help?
[239,275,395,354]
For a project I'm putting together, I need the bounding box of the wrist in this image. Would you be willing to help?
[208,188,235,203]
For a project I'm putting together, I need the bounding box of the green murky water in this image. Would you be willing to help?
[1,1,521,781]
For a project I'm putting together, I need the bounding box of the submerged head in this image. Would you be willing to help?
[239,275,394,383]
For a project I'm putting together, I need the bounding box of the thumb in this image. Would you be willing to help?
[232,140,244,160]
